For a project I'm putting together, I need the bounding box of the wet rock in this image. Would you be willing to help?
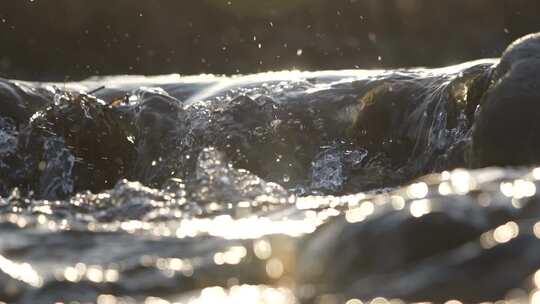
[472,59,540,167]
[0,80,49,125]
[130,89,185,186]
[31,92,137,195]
[495,32,540,81]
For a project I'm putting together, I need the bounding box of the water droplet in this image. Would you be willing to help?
[407,182,428,199]
[266,258,284,279]
[368,32,377,42]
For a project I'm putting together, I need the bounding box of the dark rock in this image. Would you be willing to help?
[472,59,540,167]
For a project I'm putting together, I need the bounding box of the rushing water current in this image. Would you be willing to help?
[3,41,540,304]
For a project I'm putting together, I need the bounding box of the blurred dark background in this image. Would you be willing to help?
[1,0,540,81]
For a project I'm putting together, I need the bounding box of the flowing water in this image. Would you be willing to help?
[2,58,540,304]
